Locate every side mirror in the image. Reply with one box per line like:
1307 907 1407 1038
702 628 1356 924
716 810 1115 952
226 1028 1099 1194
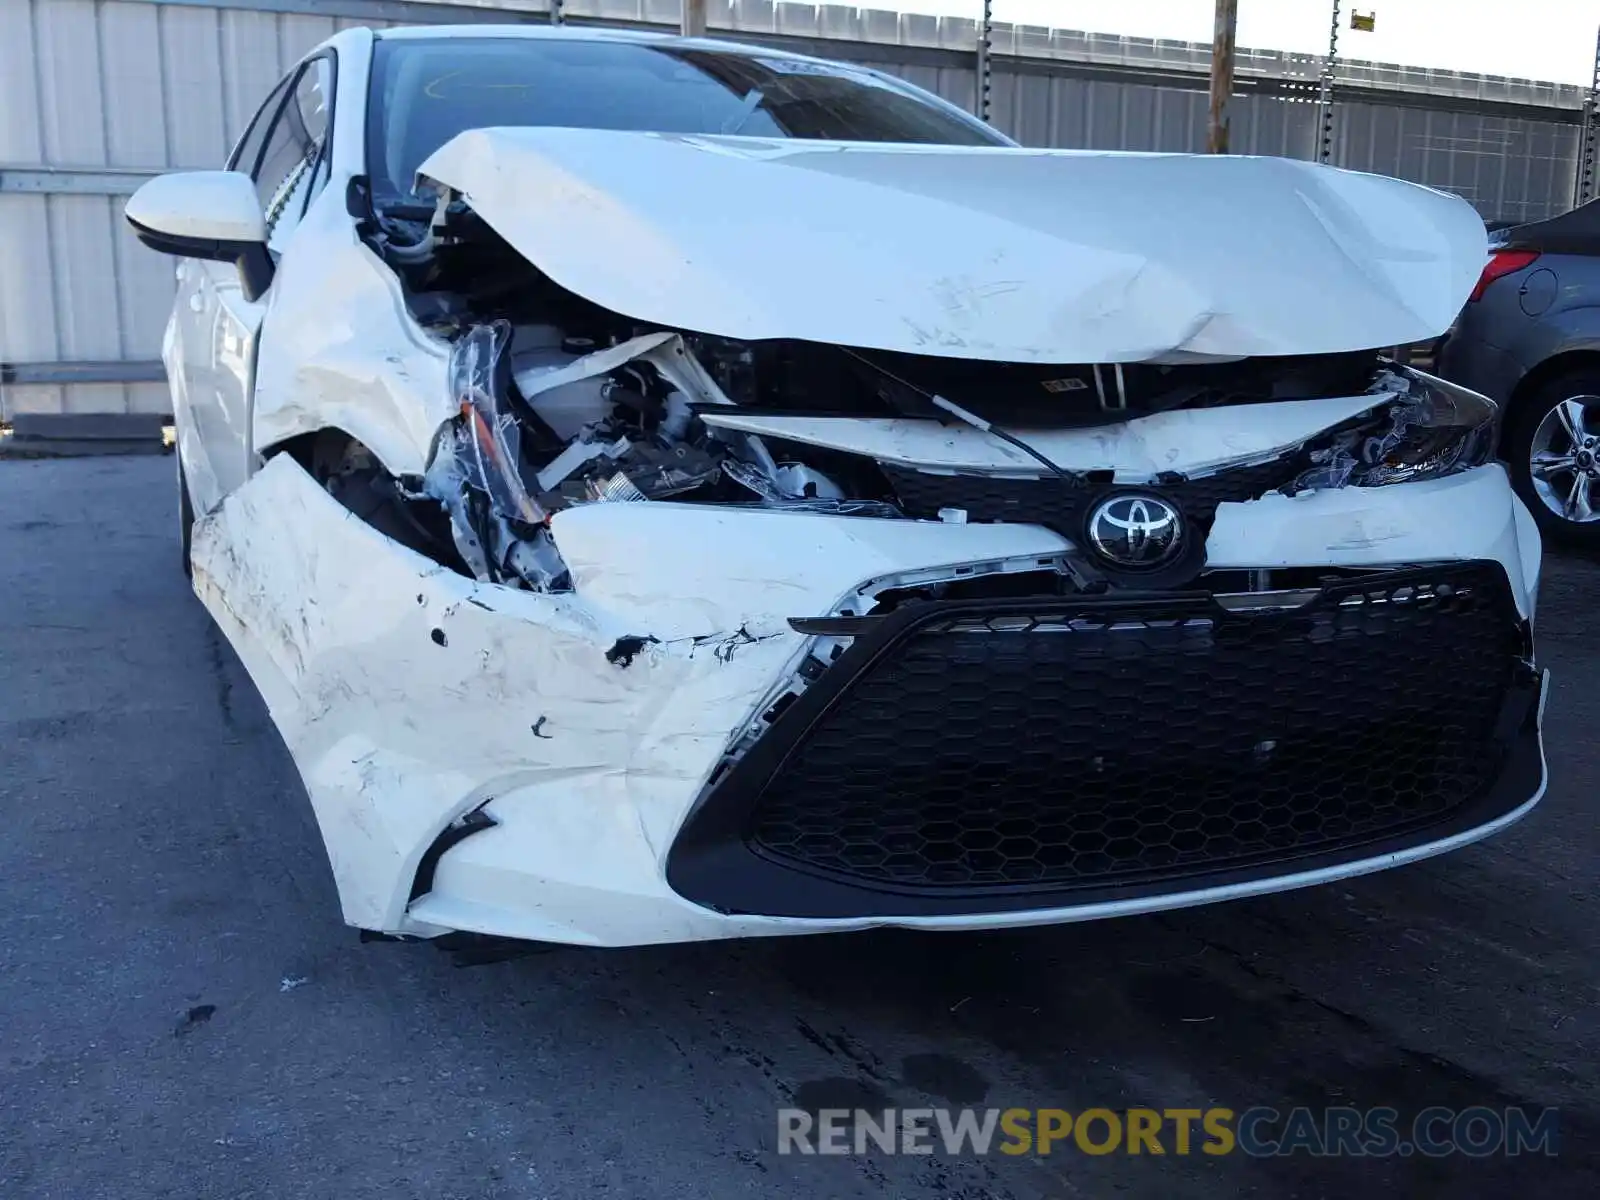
126 171 274 302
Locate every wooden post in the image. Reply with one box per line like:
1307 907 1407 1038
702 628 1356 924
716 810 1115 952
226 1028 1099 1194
1207 0 1238 154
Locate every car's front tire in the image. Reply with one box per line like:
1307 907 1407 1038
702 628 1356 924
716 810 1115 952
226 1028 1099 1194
176 448 195 579
1505 369 1600 548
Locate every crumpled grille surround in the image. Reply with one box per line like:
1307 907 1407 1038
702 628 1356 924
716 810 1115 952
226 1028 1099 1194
880 456 1302 532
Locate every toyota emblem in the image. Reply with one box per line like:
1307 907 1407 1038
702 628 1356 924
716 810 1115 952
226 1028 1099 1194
1086 494 1183 568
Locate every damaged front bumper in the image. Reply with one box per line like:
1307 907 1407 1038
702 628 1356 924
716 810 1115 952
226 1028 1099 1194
194 455 1547 946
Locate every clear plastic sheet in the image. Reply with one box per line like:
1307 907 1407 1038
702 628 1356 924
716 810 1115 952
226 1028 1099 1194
1293 400 1419 492
425 320 547 582
1291 371 1494 492
450 320 545 525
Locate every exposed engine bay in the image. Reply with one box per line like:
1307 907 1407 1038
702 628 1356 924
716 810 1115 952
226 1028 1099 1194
295 192 1488 596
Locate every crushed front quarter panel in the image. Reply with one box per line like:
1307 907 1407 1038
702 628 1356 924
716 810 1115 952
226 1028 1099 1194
190 453 1071 936
250 196 452 478
193 453 1541 946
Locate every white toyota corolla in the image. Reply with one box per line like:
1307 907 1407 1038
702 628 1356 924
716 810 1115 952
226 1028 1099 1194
127 24 1548 949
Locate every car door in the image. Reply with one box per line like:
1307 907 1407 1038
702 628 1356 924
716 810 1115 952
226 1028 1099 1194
183 55 334 512
168 70 292 515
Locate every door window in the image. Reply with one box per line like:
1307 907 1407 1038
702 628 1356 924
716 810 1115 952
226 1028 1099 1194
249 55 337 252
226 71 296 174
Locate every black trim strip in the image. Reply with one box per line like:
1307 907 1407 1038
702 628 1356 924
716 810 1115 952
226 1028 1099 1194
409 808 497 902
787 615 886 636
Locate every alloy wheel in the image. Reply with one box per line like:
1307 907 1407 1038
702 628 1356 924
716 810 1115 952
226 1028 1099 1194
1528 395 1600 525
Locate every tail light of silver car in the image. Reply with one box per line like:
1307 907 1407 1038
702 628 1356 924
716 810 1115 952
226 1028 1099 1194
1467 249 1540 302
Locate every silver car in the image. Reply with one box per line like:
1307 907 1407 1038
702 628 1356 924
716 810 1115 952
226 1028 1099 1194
1439 202 1600 545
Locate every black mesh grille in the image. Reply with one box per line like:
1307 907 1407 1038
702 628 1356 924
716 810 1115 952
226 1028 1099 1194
746 565 1523 893
881 457 1300 531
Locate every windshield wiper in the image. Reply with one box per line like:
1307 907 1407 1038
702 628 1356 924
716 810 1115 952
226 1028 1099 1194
722 88 767 135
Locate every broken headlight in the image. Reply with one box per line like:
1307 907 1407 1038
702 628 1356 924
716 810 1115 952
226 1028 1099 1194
1295 369 1498 491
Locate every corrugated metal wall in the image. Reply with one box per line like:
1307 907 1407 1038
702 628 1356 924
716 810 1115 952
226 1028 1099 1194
1335 100 1581 227
0 0 399 416
0 0 1587 418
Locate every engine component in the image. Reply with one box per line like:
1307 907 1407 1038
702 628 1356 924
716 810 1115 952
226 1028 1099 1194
660 390 694 443
536 434 632 491
573 443 723 505
512 348 615 440
723 458 902 518
773 462 844 500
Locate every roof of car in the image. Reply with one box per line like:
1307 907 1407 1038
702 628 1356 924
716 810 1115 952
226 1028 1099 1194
1501 197 1600 257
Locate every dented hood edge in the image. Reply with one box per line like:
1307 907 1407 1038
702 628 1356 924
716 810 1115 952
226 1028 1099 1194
699 393 1391 479
418 127 1489 364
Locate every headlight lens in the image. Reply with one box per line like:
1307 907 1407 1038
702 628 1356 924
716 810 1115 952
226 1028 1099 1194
1295 368 1498 490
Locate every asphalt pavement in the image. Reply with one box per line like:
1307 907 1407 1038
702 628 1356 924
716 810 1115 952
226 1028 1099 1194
1 454 1595 1199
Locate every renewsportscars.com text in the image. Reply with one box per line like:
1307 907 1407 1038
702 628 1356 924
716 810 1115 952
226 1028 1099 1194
777 1106 1559 1158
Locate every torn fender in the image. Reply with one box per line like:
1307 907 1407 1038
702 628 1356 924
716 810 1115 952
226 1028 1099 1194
251 198 451 477
418 127 1487 364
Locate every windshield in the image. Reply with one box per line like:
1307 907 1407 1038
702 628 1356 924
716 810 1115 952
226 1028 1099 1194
366 35 1009 201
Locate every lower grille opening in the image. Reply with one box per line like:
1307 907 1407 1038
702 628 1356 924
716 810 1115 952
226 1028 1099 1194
667 563 1539 917
753 702 1490 890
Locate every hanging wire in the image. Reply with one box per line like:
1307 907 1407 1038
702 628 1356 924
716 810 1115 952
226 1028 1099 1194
976 0 994 123
1577 27 1600 206
1317 0 1342 164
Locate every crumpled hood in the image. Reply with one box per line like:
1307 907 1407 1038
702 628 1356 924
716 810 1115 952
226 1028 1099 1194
418 128 1486 364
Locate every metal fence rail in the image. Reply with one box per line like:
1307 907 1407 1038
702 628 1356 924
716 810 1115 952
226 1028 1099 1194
0 0 1588 417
